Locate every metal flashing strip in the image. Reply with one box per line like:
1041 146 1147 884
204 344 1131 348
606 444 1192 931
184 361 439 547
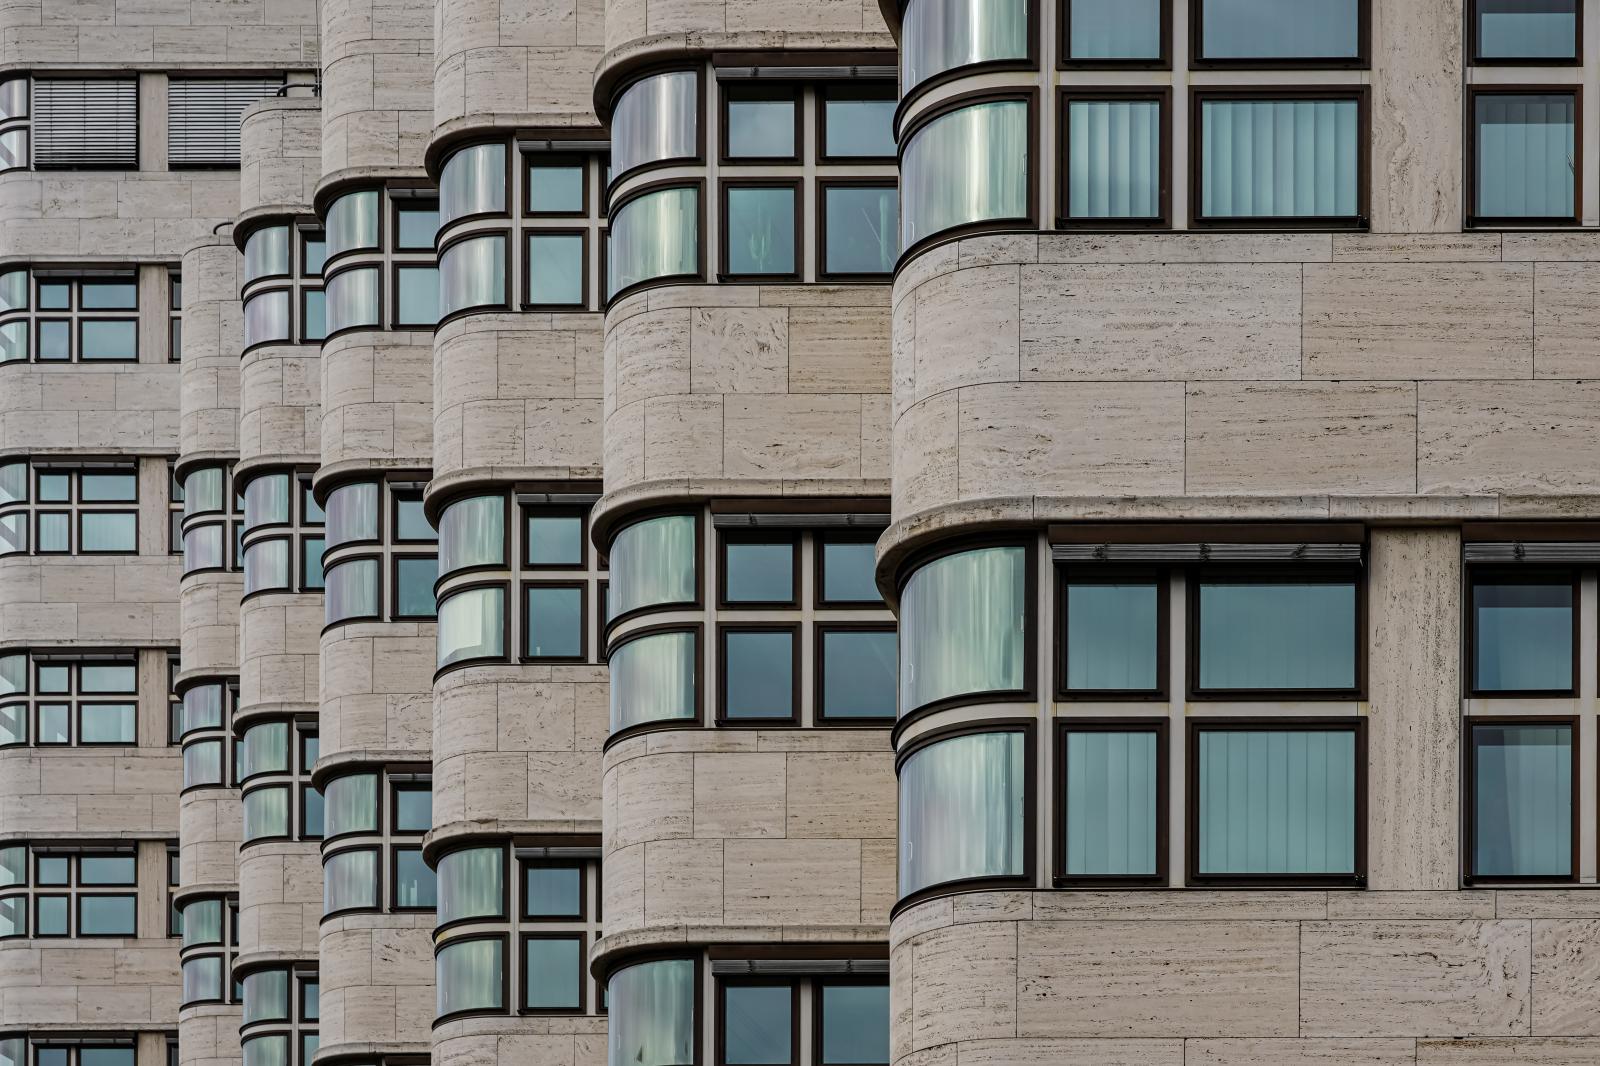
712 512 890 529
1052 542 1364 563
1464 542 1600 564
709 958 889 976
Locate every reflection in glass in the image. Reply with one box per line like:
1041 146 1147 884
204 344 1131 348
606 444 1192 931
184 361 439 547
243 786 290 841
324 558 380 625
437 585 505 667
608 514 695 618
824 186 898 274
724 984 791 1064
1062 729 1157 876
244 226 290 281
323 848 377 913
824 97 896 157
820 984 889 1065
326 190 380 258
436 937 503 1015
438 494 505 574
608 958 695 1066
243 538 290 595
526 585 582 659
726 186 795 275
1475 93 1576 219
1477 0 1577 59
901 0 1030 92
901 100 1029 248
1473 580 1573 692
523 937 582 1010
440 234 505 316
898 730 1025 896
1064 581 1158 690
440 142 506 226
395 556 438 617
437 847 503 924
1067 99 1161 219
527 233 584 305
323 773 378 837
325 266 380 334
726 98 794 158
899 545 1027 712
611 71 698 177
1200 0 1359 59
610 630 696 733
1472 721 1572 878
325 481 378 546
609 186 698 297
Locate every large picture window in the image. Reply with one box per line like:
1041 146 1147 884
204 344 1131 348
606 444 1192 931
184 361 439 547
1190 571 1360 697
1193 0 1365 64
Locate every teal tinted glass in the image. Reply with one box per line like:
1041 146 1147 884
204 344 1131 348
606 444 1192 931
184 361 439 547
302 290 326 340
528 162 584 212
1200 0 1359 58
38 282 69 309
1472 722 1573 878
524 864 581 916
823 186 898 275
81 320 138 360
1476 0 1577 59
1475 93 1576 219
726 187 795 275
1062 729 1158 876
81 472 136 501
38 320 70 359
1067 0 1162 58
527 515 583 565
1064 581 1159 691
724 984 792 1064
396 204 439 249
823 97 896 157
1067 99 1161 219
37 895 68 933
80 513 137 552
395 497 433 540
1473 580 1573 692
525 585 582 658
820 629 896 719
527 234 584 305
820 984 889 1065
1200 98 1360 219
723 630 794 719
726 99 795 158
80 894 136 934
80 855 135 883
396 266 440 325
395 787 432 832
395 556 439 617
523 937 582 1010
80 281 136 309
1196 580 1356 691
820 540 880 602
394 848 435 907
724 541 792 603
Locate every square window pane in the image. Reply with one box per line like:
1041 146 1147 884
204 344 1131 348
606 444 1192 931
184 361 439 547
395 557 439 618
80 704 136 744
81 473 136 501
38 513 70 551
36 1050 67 1066
1473 580 1573 692
523 937 582 1010
1062 729 1158 876
36 856 68 884
1197 581 1355 691
824 98 896 157
724 541 792 603
1196 729 1357 876
1475 93 1576 219
81 1052 132 1066
821 540 881 603
1200 98 1360 220
37 664 69 692
81 320 138 360
395 787 432 832
395 497 433 540
525 585 582 659
303 237 327 275
529 163 585 213
80 895 136 935
820 984 889 1065
726 99 795 158
1477 0 1576 59
1472 722 1573 878
1064 581 1159 691
1067 0 1163 59
81 513 137 552
80 855 135 884
38 472 69 502
396 266 441 326
723 630 794 719
38 320 70 360
527 233 585 305
823 186 898 275
1067 99 1162 219
394 848 435 907
527 515 583 565
36 895 68 934
38 703 69 744
820 629 896 719
724 984 792 1065
38 282 69 309
396 205 439 249
80 281 137 309
1200 0 1359 59
726 187 796 275
524 864 582 916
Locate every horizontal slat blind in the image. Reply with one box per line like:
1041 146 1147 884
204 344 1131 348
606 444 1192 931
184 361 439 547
32 79 138 169
168 78 284 168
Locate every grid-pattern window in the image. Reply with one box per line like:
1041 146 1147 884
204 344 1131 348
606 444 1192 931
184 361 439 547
321 768 435 916
179 895 240 1006
31 78 138 169
241 224 329 347
312 187 439 339
179 680 237 791
239 966 319 1066
241 469 326 596
169 271 182 361
180 464 244 574
321 478 437 628
0 651 140 747
714 969 889 1066
0 460 139 556
0 1039 138 1066
167 78 284 168
0 77 27 174
0 269 139 363
0 844 139 938
239 723 321 845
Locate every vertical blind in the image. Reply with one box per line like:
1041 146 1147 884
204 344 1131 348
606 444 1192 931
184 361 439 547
1067 99 1161 220
1473 722 1572 877
1062 730 1158 876
168 78 284 167
1197 728 1357 875
1475 93 1575 219
1199 98 1359 219
32 78 138 169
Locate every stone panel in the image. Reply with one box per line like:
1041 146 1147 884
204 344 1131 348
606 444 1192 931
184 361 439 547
1418 381 1600 495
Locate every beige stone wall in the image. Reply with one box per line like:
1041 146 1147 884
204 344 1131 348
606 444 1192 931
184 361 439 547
319 624 433 760
180 577 241 680
0 0 316 65
600 728 894 947
239 594 320 713
240 97 322 218
321 331 434 471
432 0 602 128
432 1020 606 1066
0 556 182 645
598 3 889 63
0 169 244 260
241 344 321 464
0 360 179 453
179 1007 243 1066
236 842 320 957
317 915 433 1053
180 238 243 460
320 0 432 175
0 934 180 1028
178 788 241 888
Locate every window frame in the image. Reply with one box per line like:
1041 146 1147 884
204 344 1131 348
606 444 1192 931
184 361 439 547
719 81 803 166
1462 714 1580 886
521 505 589 571
1059 0 1173 69
604 177 708 308
390 197 440 253
717 529 800 609
1466 567 1580 698
434 931 511 1023
320 261 383 341
520 579 589 664
714 975 801 1066
604 622 706 748
718 177 804 283
810 975 892 1066
1055 565 1169 701
521 860 587 921
898 0 1042 112
1053 718 1169 887
1057 87 1172 230
517 930 588 1016
1469 0 1582 66
523 151 591 218
436 227 512 327
813 531 884 609
1184 716 1368 888
322 843 382 919
607 65 708 192
1189 0 1372 69
434 579 512 676
389 551 440 622
522 227 590 311
816 178 900 282
715 622 802 727
813 621 898 727
816 82 898 165
1465 84 1583 228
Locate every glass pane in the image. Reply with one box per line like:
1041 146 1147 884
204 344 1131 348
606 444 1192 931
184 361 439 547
183 524 225 571
525 865 581 916
38 282 69 309
1472 722 1573 878
0 320 26 362
821 629 896 719
726 98 794 158
1197 729 1357 875
0 463 23 504
238 721 288 779
326 190 380 258
395 848 436 907
302 786 324 837
608 186 698 296
244 474 291 530
325 266 380 333
302 289 326 340
396 204 439 248
0 513 23 555
439 142 506 226
1068 0 1162 58
38 513 70 552
526 585 582 658
80 703 136 744
724 541 792 603
324 773 378 837
437 585 505 667
81 472 136 501
901 0 1030 91
724 984 791 1064
183 956 222 1002
1064 581 1159 690
0 704 22 745
0 129 24 173
241 1037 286 1066
900 546 1027 712
79 1053 132 1066
0 895 21 937
1202 0 1359 58
39 704 68 744
183 740 223 787
81 513 137 552
611 71 698 176
821 984 890 1065
436 937 504 1016
0 654 19 694
726 186 795 276
1476 93 1576 219
37 895 68 934
528 514 583 565
393 556 437 620
302 537 325 590
821 541 880 602
1477 0 1576 58
397 266 441 325
80 855 135 884
902 100 1029 248
723 631 793 719
244 291 290 347
439 495 505 574
0 846 21 886
1200 98 1361 219
81 663 135 691
394 496 432 540
38 665 68 692
1062 730 1157 876
608 958 695 1066
325 558 380 624
609 514 695 617
0 270 23 313
184 466 223 515
1067 99 1161 219
242 786 290 841
243 539 291 595
610 630 697 733
182 684 223 733
39 858 67 883
244 226 290 281
440 234 505 316
898 731 1025 896
80 280 136 309
395 787 432 832
80 894 136 934
529 162 584 213
527 233 585 305
182 898 222 946
524 937 582 1010
79 319 137 360
302 980 320 1020
437 846 503 924
303 237 327 275
824 98 895 157
1474 580 1573 692
323 849 377 912
325 481 378 545
1197 581 1356 691
824 186 898 275
243 969 289 1023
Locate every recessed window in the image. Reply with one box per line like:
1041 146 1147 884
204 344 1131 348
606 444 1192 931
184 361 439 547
1473 0 1577 61
1470 574 1575 694
526 513 584 566
524 863 582 917
394 265 441 327
437 846 505 925
722 982 794 1065
822 90 896 159
1195 93 1363 224
438 494 506 575
898 728 1027 898
819 983 890 1065
1063 94 1164 225
720 627 797 722
1471 90 1577 225
1467 719 1575 881
724 88 797 160
1192 574 1358 695
526 233 584 306
524 584 583 660
609 958 696 1065
722 537 795 605
1195 0 1362 62
528 160 585 213
607 513 696 619
394 202 439 250
821 185 898 276
818 627 896 721
1058 723 1164 883
1064 0 1164 62
1060 573 1162 695
818 538 881 605
522 935 583 1011
394 556 439 619
724 184 798 278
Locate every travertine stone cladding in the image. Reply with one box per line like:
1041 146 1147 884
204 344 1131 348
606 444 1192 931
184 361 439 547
241 344 322 464
600 728 895 945
181 239 244 458
433 311 602 481
0 0 317 64
889 232 1600 523
431 1016 606 1066
317 914 434 1052
178 787 241 887
0 555 181 644
0 362 179 452
599 2 889 57
0 170 245 259
432 0 602 127
237 843 321 956
320 0 433 173
239 594 321 712
889 892 1600 1065
319 623 433 759
432 663 605 829
320 331 434 469
179 1008 243 1066
180 576 242 678
602 284 890 501
240 97 323 217
0 929 180 1028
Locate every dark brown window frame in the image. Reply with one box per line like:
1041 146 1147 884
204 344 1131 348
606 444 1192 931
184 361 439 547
810 975 892 1066
714 976 802 1066
432 931 511 1025
601 508 704 640
1059 0 1173 70
719 80 803 166
717 529 800 609
439 137 515 231
433 841 511 935
433 579 512 680
1463 714 1580 886
1053 717 1169 887
606 64 708 195
814 621 897 726
390 262 442 332
320 261 383 342
435 227 511 329
390 197 441 252
434 489 511 582
603 622 706 750
521 504 589 571
814 530 885 609
524 151 591 218
1057 87 1172 231
390 551 440 621
319 186 385 275
522 227 590 311
1466 567 1580 698
1469 0 1582 65
518 930 588 1015
816 178 899 282
716 622 802 727
1055 564 1169 701
520 579 588 664
604 177 708 309
1190 0 1371 69
521 858 587 921
896 0 1041 119
817 81 898 165
1465 84 1583 228
321 844 382 919
718 177 804 284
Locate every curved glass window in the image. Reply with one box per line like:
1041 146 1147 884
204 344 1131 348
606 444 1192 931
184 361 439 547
242 1036 288 1066
439 142 506 226
243 969 289 1023
183 525 226 572
436 846 503 925
436 937 503 1017
323 773 378 838
237 721 288 780
243 290 290 348
608 514 695 619
608 186 698 297
0 846 22 885
182 956 224 1004
608 958 695 1066
0 130 23 173
439 234 506 317
325 558 380 625
0 78 25 121
0 271 25 313
902 100 1029 249
902 0 1030 94
609 630 696 734
898 730 1026 897
325 481 378 546
900 545 1027 712
183 739 223 788
184 467 225 517
182 684 224 734
0 321 24 363
243 785 290 841
326 190 380 259
325 266 380 334
437 585 505 668
243 474 291 531
611 71 698 178
438 495 505 575
324 848 378 913
243 538 291 595
244 226 290 282
181 898 222 947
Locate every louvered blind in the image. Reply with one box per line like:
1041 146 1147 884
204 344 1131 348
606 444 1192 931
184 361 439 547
167 78 284 168
31 78 138 169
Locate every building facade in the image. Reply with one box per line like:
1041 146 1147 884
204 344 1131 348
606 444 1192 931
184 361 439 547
2 0 1600 1064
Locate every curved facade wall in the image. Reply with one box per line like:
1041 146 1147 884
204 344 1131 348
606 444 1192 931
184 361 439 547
320 0 433 174
433 0 602 129
241 98 323 221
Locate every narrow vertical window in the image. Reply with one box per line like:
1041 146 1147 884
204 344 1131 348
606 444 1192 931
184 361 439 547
1062 93 1165 225
1471 90 1578 224
1467 719 1575 882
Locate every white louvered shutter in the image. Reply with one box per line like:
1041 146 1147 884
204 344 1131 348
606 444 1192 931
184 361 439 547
167 78 284 168
31 78 138 169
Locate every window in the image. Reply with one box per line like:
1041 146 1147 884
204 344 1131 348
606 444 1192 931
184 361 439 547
181 464 244 574
0 461 139 556
8 1045 137 1066
899 544 1030 715
1466 718 1576 882
817 626 897 722
720 534 797 606
326 190 380 260
394 200 439 250
436 935 505 1018
610 70 699 180
0 270 138 363
719 981 795 1064
900 0 1031 95
522 150 608 310
897 728 1029 900
238 964 318 1066
820 184 898 277
1470 89 1578 225
722 85 799 162
1061 91 1167 226
168 271 181 360
322 479 437 627
714 974 889 1066
244 290 291 348
240 722 319 845
1473 0 1578 62
245 226 291 283
167 78 284 167
0 846 138 938
820 87 896 161
1056 721 1166 884
1063 0 1166 64
1058 570 1164 697
528 158 586 214
440 142 507 226
901 98 1031 250
31 78 138 169
608 513 697 621
1470 571 1576 695
609 629 698 734
0 77 27 175
0 652 138 747
1191 572 1359 696
323 848 378 914
241 470 324 596
1188 720 1364 886
722 183 799 279
608 957 696 1065
719 626 798 723
324 265 380 335
1194 0 1364 64
439 233 506 317
525 232 586 307
607 185 699 299
1193 91 1365 226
